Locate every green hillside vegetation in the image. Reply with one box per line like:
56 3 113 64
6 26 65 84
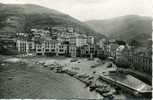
0 3 105 40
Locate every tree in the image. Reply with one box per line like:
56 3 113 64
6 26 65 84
115 40 126 45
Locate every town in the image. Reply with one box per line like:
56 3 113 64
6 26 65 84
16 26 95 58
0 1 152 99
2 25 151 75
0 25 152 99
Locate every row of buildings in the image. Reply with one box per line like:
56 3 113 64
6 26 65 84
16 26 96 58
0 26 151 75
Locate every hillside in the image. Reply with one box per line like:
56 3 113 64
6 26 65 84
85 15 152 46
0 3 105 40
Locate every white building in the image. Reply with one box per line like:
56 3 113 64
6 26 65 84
16 33 34 54
31 29 50 39
98 38 107 49
56 42 67 56
16 40 28 54
69 45 77 57
67 26 74 33
116 45 125 58
76 35 87 47
36 42 45 55
87 36 94 44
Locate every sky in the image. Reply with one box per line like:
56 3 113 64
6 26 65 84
0 0 152 21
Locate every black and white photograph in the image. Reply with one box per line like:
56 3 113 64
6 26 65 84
0 0 152 99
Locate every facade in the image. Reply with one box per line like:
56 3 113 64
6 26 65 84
96 47 104 58
36 43 45 55
76 35 87 47
35 40 68 56
67 26 74 33
16 26 96 58
98 38 107 49
80 45 89 57
69 45 77 57
87 36 94 44
108 43 119 57
31 29 50 38
56 43 67 56
16 40 29 54
16 33 30 54
69 36 76 45
52 26 67 33
16 39 35 54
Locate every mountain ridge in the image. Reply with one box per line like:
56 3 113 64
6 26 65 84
85 15 152 45
0 3 105 40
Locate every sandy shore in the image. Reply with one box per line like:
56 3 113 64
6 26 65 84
0 56 147 99
0 56 102 99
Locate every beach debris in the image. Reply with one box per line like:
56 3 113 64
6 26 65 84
1 63 5 66
106 63 113 68
70 58 78 62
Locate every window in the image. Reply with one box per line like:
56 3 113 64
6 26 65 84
37 49 41 51
45 49 49 52
45 42 49 48
59 49 64 52
38 45 41 48
51 49 55 52
86 51 88 54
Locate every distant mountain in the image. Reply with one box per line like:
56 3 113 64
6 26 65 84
0 3 105 40
85 15 152 46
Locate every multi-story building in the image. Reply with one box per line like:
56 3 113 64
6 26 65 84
16 33 30 54
27 41 35 53
97 38 107 49
96 47 104 58
31 29 50 36
49 40 57 55
76 35 87 47
80 45 89 57
69 36 76 45
56 42 67 56
16 40 28 54
87 36 94 44
36 43 45 55
67 26 74 33
35 39 58 56
35 39 68 56
69 45 77 57
16 26 96 58
52 26 67 33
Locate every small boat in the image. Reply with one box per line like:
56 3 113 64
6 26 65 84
95 87 110 95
